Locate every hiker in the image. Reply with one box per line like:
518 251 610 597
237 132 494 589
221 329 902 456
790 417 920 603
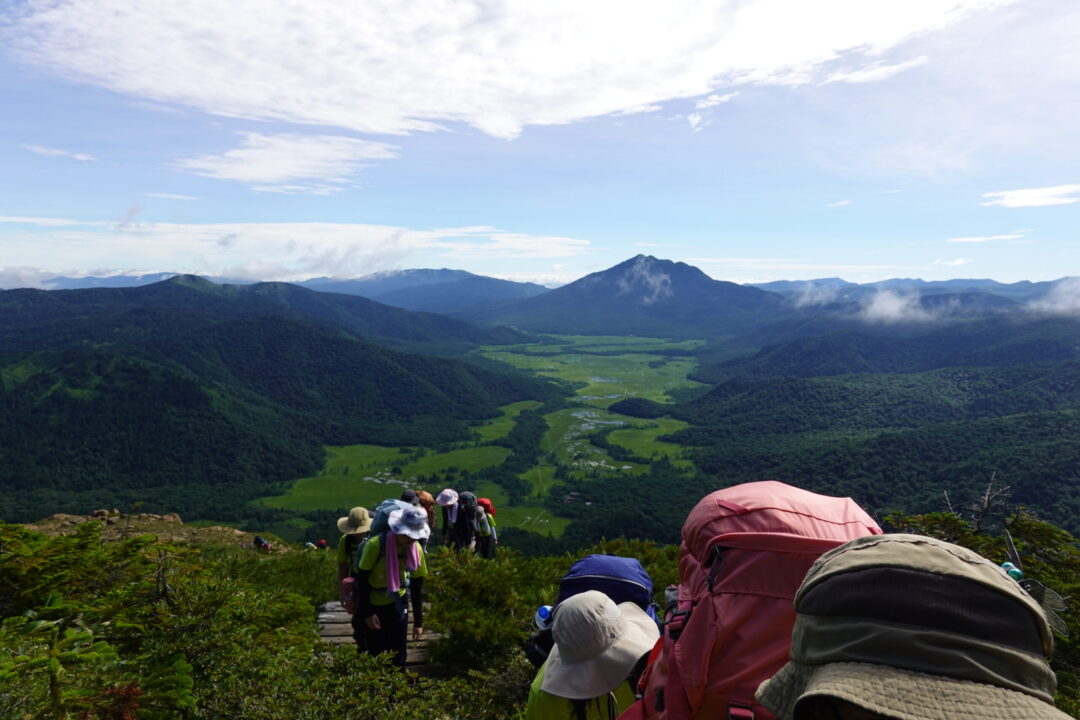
416 490 437 550
355 504 431 666
526 554 661 669
476 497 498 559
457 491 484 551
336 507 373 580
525 590 659 720
337 506 373 650
401 489 421 506
316 538 329 550
437 488 476 550
755 533 1072 720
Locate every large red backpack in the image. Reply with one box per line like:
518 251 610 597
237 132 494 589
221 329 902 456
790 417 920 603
620 481 882 720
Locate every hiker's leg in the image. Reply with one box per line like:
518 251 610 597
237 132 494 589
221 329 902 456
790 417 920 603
388 593 409 666
364 604 396 658
350 612 366 652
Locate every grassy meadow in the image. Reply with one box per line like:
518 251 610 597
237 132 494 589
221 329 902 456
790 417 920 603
259 335 703 540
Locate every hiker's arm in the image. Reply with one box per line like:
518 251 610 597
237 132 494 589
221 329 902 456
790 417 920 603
355 568 379 629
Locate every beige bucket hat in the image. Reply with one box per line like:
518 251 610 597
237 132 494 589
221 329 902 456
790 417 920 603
755 533 1071 720
336 506 372 535
541 590 660 700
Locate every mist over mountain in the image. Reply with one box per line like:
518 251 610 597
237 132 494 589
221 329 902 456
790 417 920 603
750 276 1075 306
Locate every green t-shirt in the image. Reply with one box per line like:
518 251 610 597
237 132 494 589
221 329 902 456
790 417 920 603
337 532 369 571
524 659 636 720
356 534 428 606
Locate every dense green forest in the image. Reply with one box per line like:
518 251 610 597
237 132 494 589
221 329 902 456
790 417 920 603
2 506 1077 719
0 313 565 523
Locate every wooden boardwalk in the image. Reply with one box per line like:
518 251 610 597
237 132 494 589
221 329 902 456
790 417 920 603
316 600 440 671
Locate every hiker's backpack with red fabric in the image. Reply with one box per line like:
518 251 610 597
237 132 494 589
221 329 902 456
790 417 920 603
619 481 882 720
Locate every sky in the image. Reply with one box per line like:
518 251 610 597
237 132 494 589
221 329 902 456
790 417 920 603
1 0 1078 288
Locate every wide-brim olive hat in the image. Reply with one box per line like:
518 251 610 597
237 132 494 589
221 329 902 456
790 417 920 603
756 534 1071 720
336 506 372 535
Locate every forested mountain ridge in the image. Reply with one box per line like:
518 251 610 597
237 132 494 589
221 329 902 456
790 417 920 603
300 268 548 314
0 274 527 355
697 315 1080 383
0 282 567 523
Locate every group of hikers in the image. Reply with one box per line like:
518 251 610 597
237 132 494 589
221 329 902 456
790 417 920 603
521 481 1072 720
335 487 498 666
334 480 1072 720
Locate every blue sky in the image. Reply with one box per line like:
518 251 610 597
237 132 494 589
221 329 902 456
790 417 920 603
1 0 1078 288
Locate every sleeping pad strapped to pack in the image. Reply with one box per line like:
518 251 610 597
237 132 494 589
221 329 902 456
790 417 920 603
619 480 882 720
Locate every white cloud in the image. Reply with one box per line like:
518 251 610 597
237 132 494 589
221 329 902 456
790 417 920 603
858 290 935 323
695 92 738 109
825 55 930 83
945 234 1022 243
173 132 397 193
5 1 1010 140
687 113 706 131
932 257 972 266
980 184 1080 208
0 215 96 227
22 143 95 161
143 192 199 200
0 267 59 289
794 282 842 307
827 200 852 207
1028 277 1080 315
0 216 590 281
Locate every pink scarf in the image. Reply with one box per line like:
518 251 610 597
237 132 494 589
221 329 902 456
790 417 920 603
384 530 421 594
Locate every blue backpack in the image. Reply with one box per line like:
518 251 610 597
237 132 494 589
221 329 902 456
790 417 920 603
526 554 661 666
556 554 661 624
370 498 410 536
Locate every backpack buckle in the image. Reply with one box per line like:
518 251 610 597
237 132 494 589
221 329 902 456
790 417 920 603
728 703 754 720
666 608 690 640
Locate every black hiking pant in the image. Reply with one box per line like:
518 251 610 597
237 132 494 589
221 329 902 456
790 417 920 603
476 534 493 559
350 611 366 652
364 593 408 666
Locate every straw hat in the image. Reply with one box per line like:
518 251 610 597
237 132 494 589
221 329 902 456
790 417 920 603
541 590 659 700
336 506 372 535
755 534 1071 720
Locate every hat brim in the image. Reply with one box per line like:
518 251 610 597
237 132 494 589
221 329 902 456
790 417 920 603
756 661 1072 720
388 516 431 540
337 516 372 535
435 490 458 507
541 601 659 700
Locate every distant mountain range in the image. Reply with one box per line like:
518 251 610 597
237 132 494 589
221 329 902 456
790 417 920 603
37 269 549 316
749 277 1067 303
26 262 1077 341
0 274 525 356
